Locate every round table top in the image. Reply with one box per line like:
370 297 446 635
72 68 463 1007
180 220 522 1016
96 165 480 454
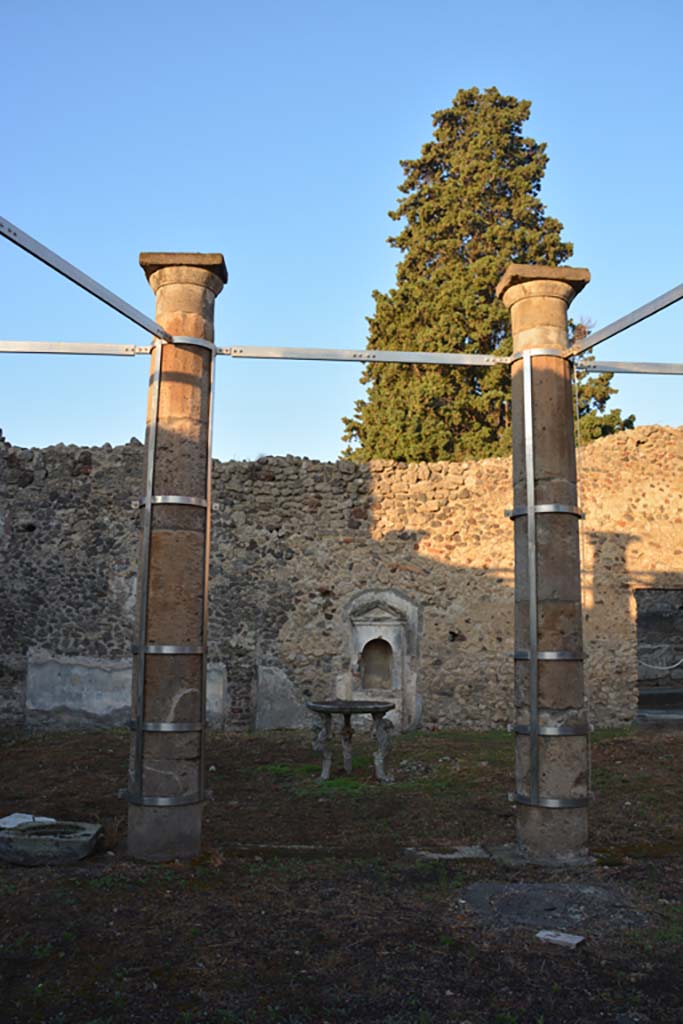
306 699 396 715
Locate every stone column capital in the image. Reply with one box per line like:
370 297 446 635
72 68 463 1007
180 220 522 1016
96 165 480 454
496 264 590 310
496 264 590 353
139 252 228 342
139 252 228 297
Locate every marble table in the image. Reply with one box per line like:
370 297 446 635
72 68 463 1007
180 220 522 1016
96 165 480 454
306 699 395 783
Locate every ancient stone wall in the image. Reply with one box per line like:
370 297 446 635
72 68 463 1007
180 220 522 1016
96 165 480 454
0 425 681 730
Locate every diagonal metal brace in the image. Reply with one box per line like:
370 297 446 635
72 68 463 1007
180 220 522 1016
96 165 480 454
0 216 172 342
568 282 683 357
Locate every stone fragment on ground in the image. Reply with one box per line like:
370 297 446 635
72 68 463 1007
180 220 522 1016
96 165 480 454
0 813 57 829
536 929 585 948
405 845 490 861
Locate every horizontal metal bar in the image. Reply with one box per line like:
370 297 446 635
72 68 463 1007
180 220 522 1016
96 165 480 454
125 791 203 807
0 216 172 341
575 359 683 376
505 504 584 520
509 348 568 363
129 720 203 733
132 644 204 656
138 496 208 508
515 724 589 736
0 340 142 357
568 282 683 357
511 792 589 809
222 345 508 367
515 651 583 662
3 342 681 377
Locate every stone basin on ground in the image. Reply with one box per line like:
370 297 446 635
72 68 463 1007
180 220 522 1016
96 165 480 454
0 820 102 866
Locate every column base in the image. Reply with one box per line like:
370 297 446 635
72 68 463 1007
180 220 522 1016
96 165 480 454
515 805 589 865
127 803 203 862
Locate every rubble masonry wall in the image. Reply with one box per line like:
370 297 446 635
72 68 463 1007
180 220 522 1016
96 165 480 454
0 426 680 730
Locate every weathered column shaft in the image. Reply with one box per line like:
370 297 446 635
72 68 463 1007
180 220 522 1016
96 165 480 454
127 252 227 862
496 264 591 862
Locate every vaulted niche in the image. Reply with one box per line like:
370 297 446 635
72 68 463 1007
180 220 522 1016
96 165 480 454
341 589 421 730
360 638 393 690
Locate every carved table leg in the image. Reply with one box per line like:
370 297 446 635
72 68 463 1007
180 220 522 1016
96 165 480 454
341 713 354 775
311 713 333 781
372 712 394 783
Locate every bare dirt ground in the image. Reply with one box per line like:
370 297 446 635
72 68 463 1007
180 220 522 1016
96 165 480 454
1 725 683 1024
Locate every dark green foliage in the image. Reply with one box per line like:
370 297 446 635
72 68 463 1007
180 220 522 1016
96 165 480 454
342 86 634 461
575 371 636 443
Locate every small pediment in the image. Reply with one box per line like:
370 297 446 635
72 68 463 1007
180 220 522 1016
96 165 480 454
352 601 406 625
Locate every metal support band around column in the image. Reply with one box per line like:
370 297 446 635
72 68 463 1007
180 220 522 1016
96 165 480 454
172 335 216 352
511 793 589 809
505 504 584 520
514 650 583 661
132 644 204 656
137 495 208 508
509 348 569 364
129 720 203 733
126 792 203 808
514 724 589 736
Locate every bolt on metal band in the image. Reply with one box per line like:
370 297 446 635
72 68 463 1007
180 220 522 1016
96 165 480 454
505 504 584 520
511 792 589 809
515 650 583 662
125 791 204 808
129 720 203 733
132 644 204 656
514 724 589 737
137 495 208 508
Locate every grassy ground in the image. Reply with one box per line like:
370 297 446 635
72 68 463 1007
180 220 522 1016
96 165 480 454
1 725 683 1023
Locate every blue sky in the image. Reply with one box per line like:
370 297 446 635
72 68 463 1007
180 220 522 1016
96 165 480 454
2 0 682 462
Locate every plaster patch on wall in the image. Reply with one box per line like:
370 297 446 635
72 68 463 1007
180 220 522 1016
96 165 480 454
25 652 227 728
254 665 309 730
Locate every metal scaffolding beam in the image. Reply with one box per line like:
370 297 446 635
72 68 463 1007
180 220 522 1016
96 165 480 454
221 345 507 366
0 340 149 357
0 216 172 342
575 359 683 376
568 282 683 357
2 341 682 379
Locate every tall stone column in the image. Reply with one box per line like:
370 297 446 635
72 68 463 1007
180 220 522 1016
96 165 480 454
496 264 591 862
127 252 227 862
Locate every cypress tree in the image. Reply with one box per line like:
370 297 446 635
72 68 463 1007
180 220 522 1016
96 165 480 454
342 86 633 461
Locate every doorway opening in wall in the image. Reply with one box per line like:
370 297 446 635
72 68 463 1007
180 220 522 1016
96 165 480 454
360 638 393 690
636 587 683 724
